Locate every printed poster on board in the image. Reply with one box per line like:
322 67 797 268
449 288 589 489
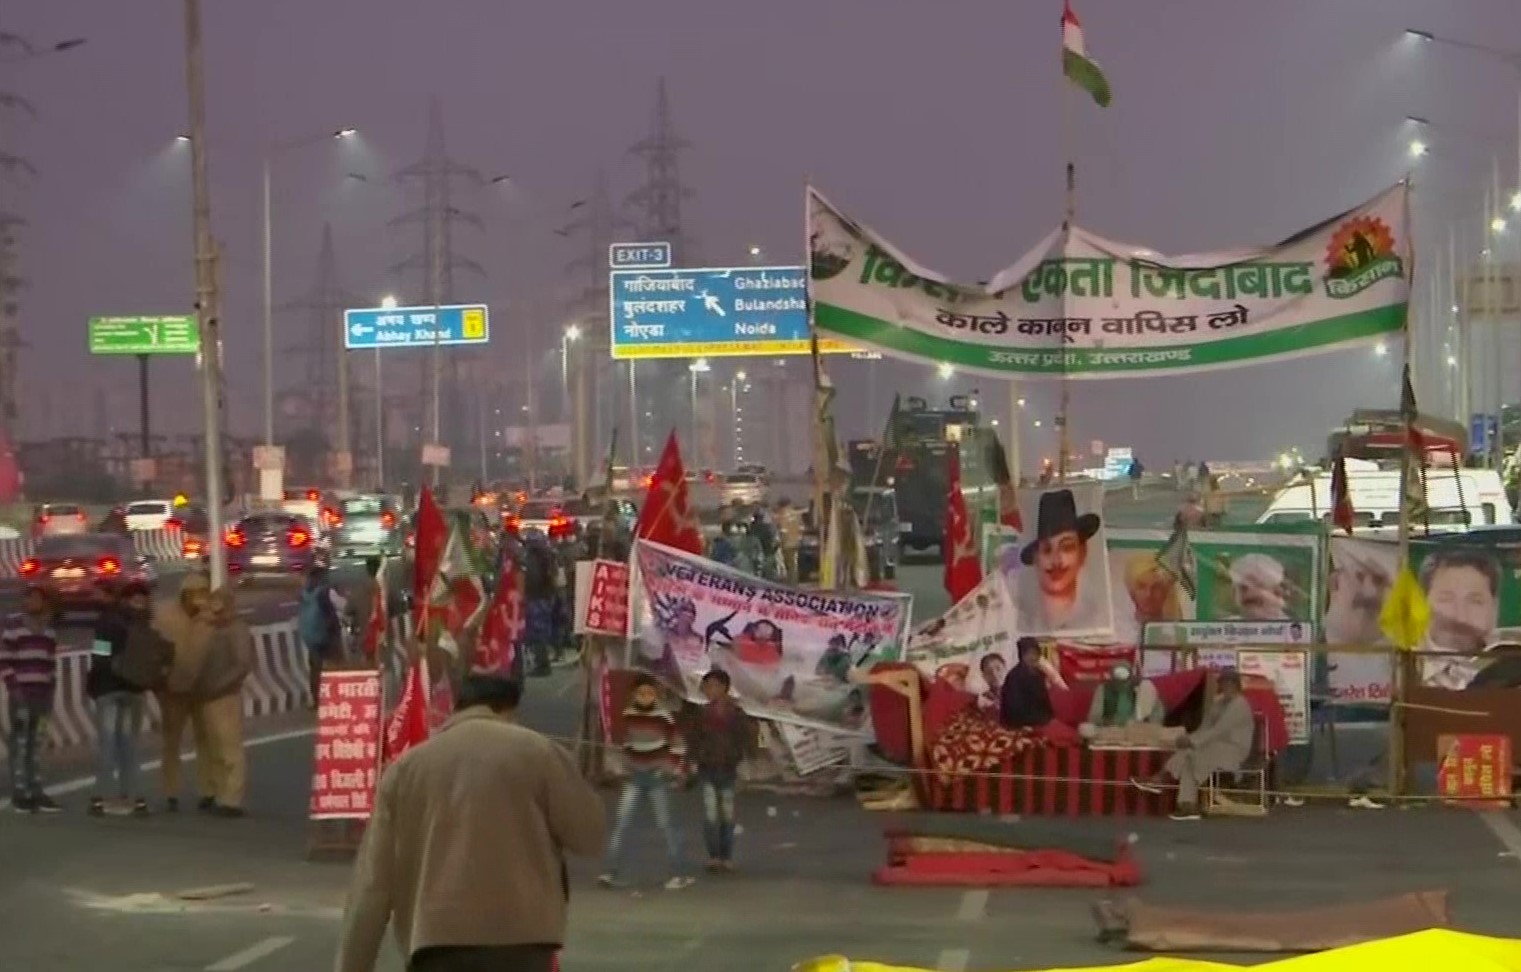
808 183 1408 379
310 670 383 821
991 482 1114 640
1326 536 1521 699
904 572 1018 716
632 540 912 733
1104 525 1322 655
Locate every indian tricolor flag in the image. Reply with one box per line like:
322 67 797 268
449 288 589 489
1062 1 1111 107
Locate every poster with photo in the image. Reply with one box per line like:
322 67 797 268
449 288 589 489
1326 536 1521 698
904 572 1018 717
1001 482 1114 639
1103 525 1322 646
632 540 912 733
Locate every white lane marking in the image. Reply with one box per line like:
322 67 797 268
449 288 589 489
936 948 970 971
954 889 988 922
205 936 295 970
51 727 315 796
1479 812 1521 861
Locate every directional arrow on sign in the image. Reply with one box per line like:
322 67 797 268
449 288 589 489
350 323 372 337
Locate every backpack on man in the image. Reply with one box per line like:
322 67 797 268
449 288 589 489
298 584 337 652
111 621 175 691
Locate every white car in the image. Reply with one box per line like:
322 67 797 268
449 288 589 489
122 499 176 532
721 473 766 507
33 502 90 538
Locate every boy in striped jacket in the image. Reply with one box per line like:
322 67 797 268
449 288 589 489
598 674 694 890
0 585 63 813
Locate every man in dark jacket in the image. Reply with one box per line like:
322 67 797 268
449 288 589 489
1000 636 1055 729
87 581 156 817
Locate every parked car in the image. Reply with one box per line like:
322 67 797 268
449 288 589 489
32 502 89 539
329 494 404 560
225 511 325 580
19 533 155 606
722 473 767 506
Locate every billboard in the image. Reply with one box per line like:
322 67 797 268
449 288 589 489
608 265 854 359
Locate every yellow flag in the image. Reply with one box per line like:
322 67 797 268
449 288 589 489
1379 563 1431 650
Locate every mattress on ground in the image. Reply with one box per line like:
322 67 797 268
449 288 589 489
1256 929 1521 971
1104 890 1451 953
886 813 1131 862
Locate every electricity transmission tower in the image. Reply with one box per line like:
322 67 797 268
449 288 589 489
0 46 38 444
390 97 485 480
279 224 360 484
622 77 696 466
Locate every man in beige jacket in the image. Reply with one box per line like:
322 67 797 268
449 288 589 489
193 588 254 817
336 674 606 972
153 571 215 812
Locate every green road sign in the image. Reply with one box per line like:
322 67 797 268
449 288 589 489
88 315 200 355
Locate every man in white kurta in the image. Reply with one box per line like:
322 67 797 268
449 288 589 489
1131 669 1255 820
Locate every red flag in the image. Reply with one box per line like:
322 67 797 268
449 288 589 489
943 446 982 602
412 489 449 630
986 434 1024 533
383 657 430 765
474 559 524 676
1329 449 1355 536
360 564 389 661
635 432 704 555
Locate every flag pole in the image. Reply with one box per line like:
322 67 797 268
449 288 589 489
1055 1 1077 483
805 181 837 586
1390 175 1417 798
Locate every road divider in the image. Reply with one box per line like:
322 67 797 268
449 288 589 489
1 615 412 753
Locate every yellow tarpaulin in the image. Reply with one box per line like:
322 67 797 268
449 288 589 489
1257 929 1521 971
790 958 1240 972
1378 563 1430 649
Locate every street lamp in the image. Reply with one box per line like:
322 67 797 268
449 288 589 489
1409 139 1429 159
937 362 954 380
261 126 358 448
689 358 710 464
732 370 748 467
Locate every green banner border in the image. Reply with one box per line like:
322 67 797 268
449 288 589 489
814 301 1405 375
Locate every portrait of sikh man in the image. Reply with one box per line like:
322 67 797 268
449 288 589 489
1018 488 1106 633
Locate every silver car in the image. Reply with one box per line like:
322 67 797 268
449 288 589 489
32 502 90 539
721 473 766 506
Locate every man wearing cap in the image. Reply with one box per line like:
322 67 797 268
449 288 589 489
1016 488 1107 634
1226 553 1290 621
1131 669 1255 821
1079 662 1163 740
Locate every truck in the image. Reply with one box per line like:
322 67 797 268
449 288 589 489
847 395 993 553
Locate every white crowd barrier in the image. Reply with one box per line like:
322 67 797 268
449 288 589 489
0 537 29 577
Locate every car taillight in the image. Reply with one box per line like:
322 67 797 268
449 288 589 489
642 475 654 489
287 528 310 548
164 517 183 531
895 456 915 472
380 510 396 529
96 557 121 576
18 558 38 575
405 532 415 548
77 512 86 523
37 514 49 524
306 489 320 501
183 536 204 556
549 515 569 536
224 528 245 548
504 515 521 534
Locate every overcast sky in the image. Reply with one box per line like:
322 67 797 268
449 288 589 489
5 0 1518 466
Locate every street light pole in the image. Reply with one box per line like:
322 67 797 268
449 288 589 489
182 0 225 586
261 157 273 445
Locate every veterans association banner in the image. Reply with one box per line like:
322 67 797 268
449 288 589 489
1326 536 1521 699
808 183 1409 379
632 540 911 732
1104 525 1322 670
904 572 1018 714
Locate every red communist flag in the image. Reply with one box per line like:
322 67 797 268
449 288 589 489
944 445 982 603
411 488 449 631
635 432 704 555
1330 447 1355 536
987 434 1024 534
474 558 524 676
383 657 430 765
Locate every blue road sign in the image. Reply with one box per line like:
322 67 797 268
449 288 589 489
343 303 490 350
608 265 852 359
1470 412 1498 454
608 242 672 270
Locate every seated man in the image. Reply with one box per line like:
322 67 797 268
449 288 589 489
1079 663 1163 739
1000 637 1056 729
1130 668 1255 821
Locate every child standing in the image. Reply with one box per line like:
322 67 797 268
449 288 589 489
599 674 694 890
687 669 753 871
0 585 62 812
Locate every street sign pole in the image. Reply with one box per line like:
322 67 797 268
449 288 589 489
137 354 150 458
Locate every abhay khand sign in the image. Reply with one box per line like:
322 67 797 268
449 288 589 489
807 184 1410 379
609 265 854 359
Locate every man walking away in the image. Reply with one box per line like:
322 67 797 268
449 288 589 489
155 571 216 812
0 585 63 812
687 669 754 871
87 581 162 817
1128 457 1145 499
194 588 254 817
776 499 802 583
300 564 347 706
599 674 694 890
335 674 605 972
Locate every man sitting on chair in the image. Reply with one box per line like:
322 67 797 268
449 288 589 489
1130 668 1254 821
1079 663 1163 740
